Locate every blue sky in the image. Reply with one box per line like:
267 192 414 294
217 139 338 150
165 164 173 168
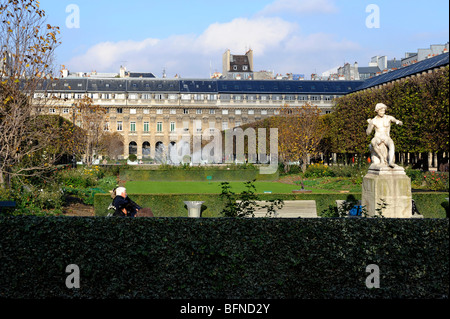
40 0 449 79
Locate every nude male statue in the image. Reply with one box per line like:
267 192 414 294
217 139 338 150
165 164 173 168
366 103 403 168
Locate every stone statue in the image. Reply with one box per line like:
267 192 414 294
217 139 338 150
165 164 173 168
366 103 403 168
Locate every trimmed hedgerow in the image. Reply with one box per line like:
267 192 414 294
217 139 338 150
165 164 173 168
0 216 447 299
120 168 279 182
94 192 449 218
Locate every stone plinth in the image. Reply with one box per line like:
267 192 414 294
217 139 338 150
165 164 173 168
362 165 412 218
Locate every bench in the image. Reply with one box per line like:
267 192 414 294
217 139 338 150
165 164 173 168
0 201 16 214
239 200 318 218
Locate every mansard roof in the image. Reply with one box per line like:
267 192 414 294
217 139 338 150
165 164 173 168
353 52 449 92
41 78 364 95
37 53 448 96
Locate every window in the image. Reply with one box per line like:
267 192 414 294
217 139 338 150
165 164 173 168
130 109 136 114
285 95 295 101
195 120 202 133
117 108 123 114
248 110 254 115
261 110 267 115
156 109 163 114
170 122 176 132
143 122 149 132
222 109 228 115
102 93 110 99
157 122 163 132
196 109 202 114
49 108 56 114
104 122 110 131
117 121 123 131
143 108 150 114
63 108 69 114
209 109 215 114
142 94 151 100
222 121 228 130
130 122 136 132
235 109 241 115
243 65 248 71
170 109 176 114
183 109 189 114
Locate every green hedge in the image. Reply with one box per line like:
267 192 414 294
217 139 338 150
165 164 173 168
0 216 447 298
120 168 279 182
94 192 449 218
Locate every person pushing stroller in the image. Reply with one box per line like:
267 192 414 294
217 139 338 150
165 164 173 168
110 187 142 217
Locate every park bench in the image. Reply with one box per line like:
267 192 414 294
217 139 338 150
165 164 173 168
0 201 16 214
241 200 318 218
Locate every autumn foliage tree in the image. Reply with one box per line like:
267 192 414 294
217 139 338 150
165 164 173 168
273 103 326 173
1 0 61 188
327 66 449 169
238 102 326 173
72 96 108 166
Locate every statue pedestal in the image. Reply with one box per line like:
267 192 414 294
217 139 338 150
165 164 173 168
362 164 412 218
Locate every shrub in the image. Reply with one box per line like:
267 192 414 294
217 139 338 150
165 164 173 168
0 216 447 298
304 163 335 178
423 171 449 192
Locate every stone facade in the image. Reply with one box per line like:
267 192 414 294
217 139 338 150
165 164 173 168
37 78 362 159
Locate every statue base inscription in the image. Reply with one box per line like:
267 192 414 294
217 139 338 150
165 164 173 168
362 165 412 218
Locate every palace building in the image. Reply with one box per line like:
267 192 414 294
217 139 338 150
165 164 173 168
33 51 448 161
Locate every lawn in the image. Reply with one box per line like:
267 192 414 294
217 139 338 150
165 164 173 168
125 180 353 194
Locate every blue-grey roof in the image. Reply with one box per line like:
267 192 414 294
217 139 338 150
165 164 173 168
38 53 448 95
354 52 449 92
42 78 364 95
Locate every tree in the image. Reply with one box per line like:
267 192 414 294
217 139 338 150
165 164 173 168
273 103 326 173
72 96 108 166
0 0 60 188
329 66 449 169
99 131 124 161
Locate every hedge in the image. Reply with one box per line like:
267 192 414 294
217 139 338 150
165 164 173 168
94 192 449 218
0 216 447 298
119 168 279 182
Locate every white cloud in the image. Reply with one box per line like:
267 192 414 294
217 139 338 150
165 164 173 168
258 0 338 16
63 7 362 78
195 17 297 55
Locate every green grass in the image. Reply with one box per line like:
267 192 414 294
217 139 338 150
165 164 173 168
124 181 335 194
